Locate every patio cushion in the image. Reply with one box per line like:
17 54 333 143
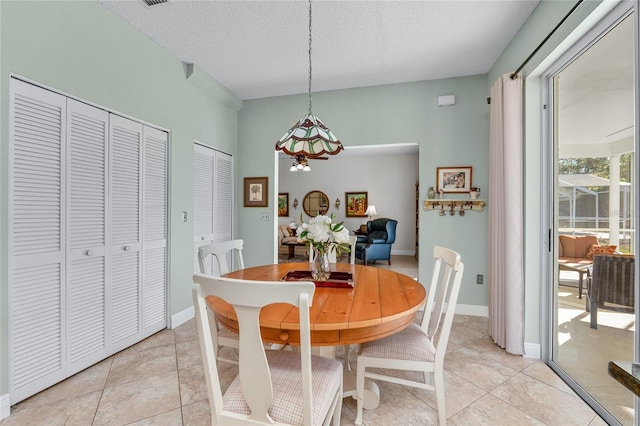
585 244 616 260
559 235 599 259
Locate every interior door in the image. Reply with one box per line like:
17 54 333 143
109 114 143 352
65 99 110 374
9 79 67 402
194 143 216 274
193 144 234 275
141 126 168 334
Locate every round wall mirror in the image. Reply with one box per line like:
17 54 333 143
303 190 330 217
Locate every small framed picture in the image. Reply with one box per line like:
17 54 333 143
345 191 368 217
278 193 289 217
244 177 268 207
436 166 472 193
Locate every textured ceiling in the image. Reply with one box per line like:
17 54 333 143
98 0 540 101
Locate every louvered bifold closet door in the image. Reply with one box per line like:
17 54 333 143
141 126 168 335
214 151 234 271
9 80 67 403
110 115 143 351
193 144 215 274
65 99 110 375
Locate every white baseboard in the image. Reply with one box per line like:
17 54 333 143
391 249 415 256
1 393 10 420
524 342 541 359
455 303 489 317
417 303 540 358
171 306 194 329
419 303 488 317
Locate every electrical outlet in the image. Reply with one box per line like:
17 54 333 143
261 212 269 221
476 274 483 284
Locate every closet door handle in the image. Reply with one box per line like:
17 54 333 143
84 249 94 256
201 236 206 241
123 245 131 252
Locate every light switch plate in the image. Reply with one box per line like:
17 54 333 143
181 211 188 223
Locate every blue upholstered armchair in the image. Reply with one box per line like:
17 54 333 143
355 218 398 265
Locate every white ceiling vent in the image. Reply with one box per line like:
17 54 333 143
142 0 168 7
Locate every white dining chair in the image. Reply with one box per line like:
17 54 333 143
198 239 245 276
193 274 343 426
197 239 245 364
355 246 464 426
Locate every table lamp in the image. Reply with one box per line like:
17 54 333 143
365 205 377 220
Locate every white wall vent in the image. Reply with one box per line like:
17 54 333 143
142 0 168 6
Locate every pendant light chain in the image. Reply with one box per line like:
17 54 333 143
308 0 313 115
274 0 343 162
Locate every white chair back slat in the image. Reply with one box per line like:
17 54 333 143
349 235 358 264
198 239 244 276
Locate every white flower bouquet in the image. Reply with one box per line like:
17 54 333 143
296 214 351 257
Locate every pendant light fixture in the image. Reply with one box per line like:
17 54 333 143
275 0 344 172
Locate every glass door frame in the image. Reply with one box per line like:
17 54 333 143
540 2 639 425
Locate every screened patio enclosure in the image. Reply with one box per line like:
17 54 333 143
558 173 632 250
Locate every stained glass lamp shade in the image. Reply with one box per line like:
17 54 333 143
276 113 344 158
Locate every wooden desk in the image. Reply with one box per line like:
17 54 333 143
207 262 426 347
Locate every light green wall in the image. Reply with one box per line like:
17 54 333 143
488 0 605 348
0 0 240 395
0 0 615 403
238 75 491 307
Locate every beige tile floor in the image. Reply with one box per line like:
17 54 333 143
557 275 634 425
1 256 606 425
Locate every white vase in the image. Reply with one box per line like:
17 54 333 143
311 247 331 281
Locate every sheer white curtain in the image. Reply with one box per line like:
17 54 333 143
488 74 524 355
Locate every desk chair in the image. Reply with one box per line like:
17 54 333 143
197 239 245 364
355 246 464 426
193 274 343 426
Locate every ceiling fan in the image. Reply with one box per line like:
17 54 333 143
287 153 327 172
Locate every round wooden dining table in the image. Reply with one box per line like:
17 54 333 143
206 262 427 347
205 262 426 409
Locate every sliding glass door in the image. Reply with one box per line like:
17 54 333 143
546 5 636 425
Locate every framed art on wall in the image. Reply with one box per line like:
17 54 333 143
244 177 268 207
436 166 472 193
278 193 289 217
345 192 368 217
